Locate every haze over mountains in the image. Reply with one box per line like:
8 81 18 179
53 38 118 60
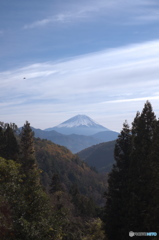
31 115 119 153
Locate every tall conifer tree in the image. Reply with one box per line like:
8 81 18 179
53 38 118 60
15 121 52 240
128 101 156 232
0 123 19 161
4 125 19 161
0 126 5 158
104 101 159 239
104 121 131 240
20 121 36 173
146 119 159 232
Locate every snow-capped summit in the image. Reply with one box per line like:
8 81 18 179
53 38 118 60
56 115 106 128
45 115 110 136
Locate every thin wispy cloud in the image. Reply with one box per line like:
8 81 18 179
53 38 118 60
1 40 159 92
23 0 159 29
1 40 158 97
23 15 68 29
103 96 159 104
135 12 159 23
0 40 159 130
23 11 89 29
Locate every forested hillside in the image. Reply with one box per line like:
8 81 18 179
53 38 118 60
77 140 115 173
1 101 159 239
34 138 107 205
0 121 106 240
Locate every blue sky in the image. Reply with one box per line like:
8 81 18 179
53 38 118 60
0 0 159 131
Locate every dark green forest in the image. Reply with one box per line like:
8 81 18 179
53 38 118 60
0 101 159 239
0 121 106 240
104 101 159 240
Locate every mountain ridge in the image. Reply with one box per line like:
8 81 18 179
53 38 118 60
30 126 118 153
77 140 116 173
31 127 102 153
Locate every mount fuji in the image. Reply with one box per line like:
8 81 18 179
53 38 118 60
28 115 119 153
45 115 110 136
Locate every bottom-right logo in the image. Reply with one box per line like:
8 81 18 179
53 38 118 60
129 231 157 237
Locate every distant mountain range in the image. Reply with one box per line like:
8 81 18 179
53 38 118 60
29 115 119 153
32 127 101 153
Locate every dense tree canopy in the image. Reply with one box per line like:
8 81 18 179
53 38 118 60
0 120 105 240
0 122 53 240
104 101 159 240
0 123 19 161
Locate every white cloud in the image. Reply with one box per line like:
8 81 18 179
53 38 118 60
23 11 89 29
23 16 63 29
102 96 159 104
24 18 52 29
1 40 159 130
1 40 159 96
23 0 159 29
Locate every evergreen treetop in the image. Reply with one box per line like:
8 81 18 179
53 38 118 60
104 101 159 239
